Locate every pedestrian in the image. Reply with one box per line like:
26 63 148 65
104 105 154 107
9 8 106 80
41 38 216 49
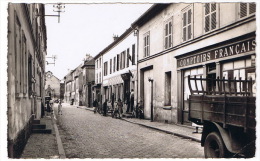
116 98 123 118
93 99 98 113
111 93 115 110
103 99 108 116
58 100 62 115
130 89 134 112
126 91 130 113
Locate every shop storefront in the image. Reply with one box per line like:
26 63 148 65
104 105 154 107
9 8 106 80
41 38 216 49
176 33 256 124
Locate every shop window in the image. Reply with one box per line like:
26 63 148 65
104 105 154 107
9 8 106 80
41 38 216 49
184 67 203 111
222 58 255 95
164 17 173 49
182 5 193 42
144 31 150 57
239 3 256 19
204 3 218 33
165 72 171 106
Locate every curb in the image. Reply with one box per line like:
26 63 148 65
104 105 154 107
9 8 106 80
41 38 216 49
51 113 66 159
82 105 200 142
121 118 201 143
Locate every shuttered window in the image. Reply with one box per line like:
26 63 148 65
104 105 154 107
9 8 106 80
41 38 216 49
132 44 135 65
144 31 150 57
164 17 173 49
240 3 256 19
113 56 116 72
182 6 193 42
204 3 218 33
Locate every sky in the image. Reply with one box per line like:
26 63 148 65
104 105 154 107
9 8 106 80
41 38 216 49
45 3 153 80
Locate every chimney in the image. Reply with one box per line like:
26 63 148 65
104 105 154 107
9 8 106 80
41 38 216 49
113 34 119 41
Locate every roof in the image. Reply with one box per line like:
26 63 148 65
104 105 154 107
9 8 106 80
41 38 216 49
131 3 170 28
93 27 133 60
82 58 95 68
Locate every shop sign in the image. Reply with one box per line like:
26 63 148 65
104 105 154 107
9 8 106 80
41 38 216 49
177 39 256 68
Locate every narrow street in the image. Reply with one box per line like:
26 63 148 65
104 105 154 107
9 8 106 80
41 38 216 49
53 103 204 158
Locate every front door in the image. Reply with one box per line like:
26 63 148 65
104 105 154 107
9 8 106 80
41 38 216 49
143 70 153 119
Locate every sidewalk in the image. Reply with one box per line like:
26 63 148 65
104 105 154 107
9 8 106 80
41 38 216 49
21 114 65 159
80 105 202 142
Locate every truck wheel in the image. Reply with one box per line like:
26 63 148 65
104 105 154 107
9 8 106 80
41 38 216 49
204 132 227 158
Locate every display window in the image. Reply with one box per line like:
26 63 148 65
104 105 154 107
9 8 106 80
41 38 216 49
183 67 203 111
222 57 255 96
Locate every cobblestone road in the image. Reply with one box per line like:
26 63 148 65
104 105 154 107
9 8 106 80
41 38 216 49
53 103 204 158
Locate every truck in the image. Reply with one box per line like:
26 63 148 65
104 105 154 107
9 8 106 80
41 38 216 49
188 75 256 158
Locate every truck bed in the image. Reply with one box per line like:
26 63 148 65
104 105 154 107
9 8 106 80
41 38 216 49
189 95 256 130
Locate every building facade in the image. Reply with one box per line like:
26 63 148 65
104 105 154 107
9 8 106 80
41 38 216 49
45 71 61 100
81 55 95 107
7 3 47 158
132 3 256 124
93 29 138 112
93 53 103 104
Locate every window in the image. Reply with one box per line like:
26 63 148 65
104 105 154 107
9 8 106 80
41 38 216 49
99 58 101 68
122 51 125 69
121 51 125 69
117 54 120 71
222 57 255 95
164 17 173 49
239 3 256 19
144 31 150 57
110 59 112 74
132 44 136 65
15 15 21 94
182 6 193 42
126 48 130 67
165 72 171 106
96 60 98 69
28 54 33 96
113 56 116 72
204 3 218 33
104 62 108 76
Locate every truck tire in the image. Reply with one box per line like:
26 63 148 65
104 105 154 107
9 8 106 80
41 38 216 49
204 132 227 158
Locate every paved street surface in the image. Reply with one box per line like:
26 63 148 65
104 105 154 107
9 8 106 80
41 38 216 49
53 103 204 158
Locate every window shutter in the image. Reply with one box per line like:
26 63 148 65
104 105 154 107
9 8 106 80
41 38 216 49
249 3 256 14
188 9 191 24
188 25 191 40
205 3 210 15
240 3 247 18
205 15 210 32
183 12 187 26
183 27 186 42
211 12 216 30
169 21 172 47
211 3 216 12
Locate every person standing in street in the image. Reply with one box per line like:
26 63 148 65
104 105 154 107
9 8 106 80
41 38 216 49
58 100 62 115
111 93 115 110
130 89 134 112
93 99 98 113
116 98 123 118
103 99 108 116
